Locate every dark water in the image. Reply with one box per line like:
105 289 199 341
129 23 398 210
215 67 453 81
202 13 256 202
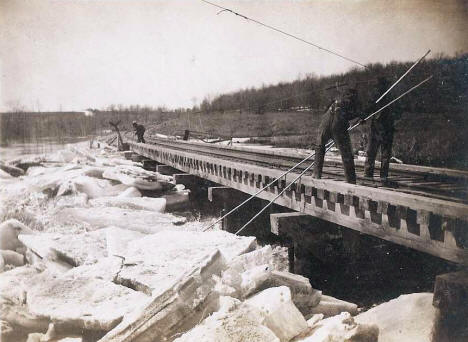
185 180 460 308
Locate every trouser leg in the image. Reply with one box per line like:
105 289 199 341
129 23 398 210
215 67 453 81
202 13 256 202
364 127 379 177
379 130 394 178
313 114 332 179
332 118 356 184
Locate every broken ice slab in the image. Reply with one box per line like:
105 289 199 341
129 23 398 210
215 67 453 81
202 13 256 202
89 197 167 213
0 266 50 334
355 293 435 342
219 246 321 315
116 230 256 295
174 296 280 342
99 250 227 342
65 257 124 282
104 227 146 257
245 286 308 342
19 230 107 267
0 250 25 267
102 165 174 191
117 187 142 198
53 207 187 233
294 312 379 342
26 271 150 332
307 295 358 318
0 219 34 252
176 286 309 342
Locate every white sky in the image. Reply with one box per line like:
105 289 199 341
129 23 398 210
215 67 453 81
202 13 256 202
1 0 467 111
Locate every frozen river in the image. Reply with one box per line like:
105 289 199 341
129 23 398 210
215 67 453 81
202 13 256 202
0 136 93 161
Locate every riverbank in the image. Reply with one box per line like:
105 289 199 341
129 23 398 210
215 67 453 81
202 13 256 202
0 141 441 342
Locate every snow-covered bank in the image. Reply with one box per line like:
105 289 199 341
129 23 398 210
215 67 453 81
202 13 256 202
0 141 437 342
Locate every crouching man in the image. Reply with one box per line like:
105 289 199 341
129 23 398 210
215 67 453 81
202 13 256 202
133 121 146 143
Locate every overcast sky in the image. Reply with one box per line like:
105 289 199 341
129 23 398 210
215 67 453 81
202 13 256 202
1 0 467 111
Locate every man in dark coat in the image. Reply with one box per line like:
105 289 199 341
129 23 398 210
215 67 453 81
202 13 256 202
133 121 146 143
364 77 401 180
313 88 361 184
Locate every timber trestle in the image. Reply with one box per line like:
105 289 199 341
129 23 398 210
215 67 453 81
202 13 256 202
129 140 468 265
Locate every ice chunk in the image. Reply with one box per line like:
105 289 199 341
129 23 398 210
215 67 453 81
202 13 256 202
90 196 167 213
307 295 358 318
116 230 256 295
174 296 279 342
99 250 227 342
20 230 107 266
355 293 435 342
295 312 379 342
245 286 308 342
53 207 186 234
0 250 25 267
104 227 145 256
117 187 142 198
26 271 150 331
0 219 33 252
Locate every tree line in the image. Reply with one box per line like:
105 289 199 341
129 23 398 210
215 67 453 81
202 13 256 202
1 53 466 146
193 53 467 116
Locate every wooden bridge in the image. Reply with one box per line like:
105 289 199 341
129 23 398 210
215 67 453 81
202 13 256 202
128 138 468 265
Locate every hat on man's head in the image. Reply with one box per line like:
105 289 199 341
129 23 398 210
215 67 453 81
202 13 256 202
132 121 137 125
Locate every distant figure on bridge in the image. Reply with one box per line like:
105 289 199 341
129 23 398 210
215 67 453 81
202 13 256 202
313 87 361 184
364 77 402 180
133 121 146 143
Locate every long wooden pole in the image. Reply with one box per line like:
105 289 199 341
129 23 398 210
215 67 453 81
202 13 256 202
235 75 433 235
375 50 431 103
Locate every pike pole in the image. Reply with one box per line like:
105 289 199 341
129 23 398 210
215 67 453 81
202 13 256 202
234 75 433 235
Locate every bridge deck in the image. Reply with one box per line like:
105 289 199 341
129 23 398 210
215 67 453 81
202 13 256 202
129 139 468 265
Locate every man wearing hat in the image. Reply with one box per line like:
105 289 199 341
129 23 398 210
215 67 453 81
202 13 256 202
313 87 361 184
364 77 402 181
133 121 146 143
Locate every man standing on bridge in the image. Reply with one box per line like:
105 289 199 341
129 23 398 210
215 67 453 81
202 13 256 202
313 87 361 184
364 76 402 181
133 121 146 143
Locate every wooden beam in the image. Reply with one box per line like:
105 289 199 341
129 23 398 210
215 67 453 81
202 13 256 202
208 187 245 203
155 165 180 175
173 174 199 188
142 160 160 171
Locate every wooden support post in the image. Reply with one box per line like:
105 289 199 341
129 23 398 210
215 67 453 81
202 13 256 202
208 187 247 234
270 212 339 241
131 154 145 162
156 165 180 175
270 212 342 272
341 228 361 260
173 174 199 188
123 151 133 160
142 160 159 171
208 186 245 203
432 270 468 342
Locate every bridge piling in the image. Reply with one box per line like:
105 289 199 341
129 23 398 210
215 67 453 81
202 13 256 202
432 270 468 342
